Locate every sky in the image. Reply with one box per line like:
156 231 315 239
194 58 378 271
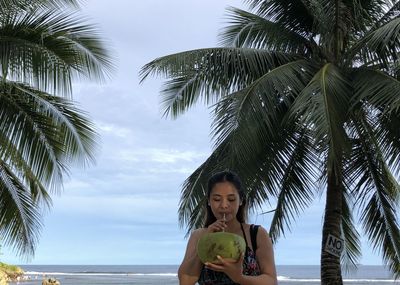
2 0 385 266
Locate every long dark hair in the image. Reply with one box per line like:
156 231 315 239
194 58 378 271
204 170 247 227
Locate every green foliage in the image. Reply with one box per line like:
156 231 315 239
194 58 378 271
0 0 114 257
0 262 23 274
0 261 24 283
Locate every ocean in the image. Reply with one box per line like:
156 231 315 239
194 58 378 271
9 265 399 285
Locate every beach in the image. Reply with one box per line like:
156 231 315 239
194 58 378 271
8 265 399 285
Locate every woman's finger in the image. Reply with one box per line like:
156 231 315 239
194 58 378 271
205 261 225 272
207 220 227 232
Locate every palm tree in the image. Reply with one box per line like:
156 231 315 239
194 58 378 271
141 0 400 284
0 0 113 257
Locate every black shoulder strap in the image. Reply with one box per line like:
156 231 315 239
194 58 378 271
250 224 260 251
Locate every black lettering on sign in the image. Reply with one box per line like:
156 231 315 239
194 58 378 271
324 234 344 257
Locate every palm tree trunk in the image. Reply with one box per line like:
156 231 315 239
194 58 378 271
321 167 343 285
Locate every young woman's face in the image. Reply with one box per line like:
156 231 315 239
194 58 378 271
209 181 241 222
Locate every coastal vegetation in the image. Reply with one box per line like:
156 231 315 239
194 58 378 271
0 262 24 284
141 0 400 284
0 0 113 258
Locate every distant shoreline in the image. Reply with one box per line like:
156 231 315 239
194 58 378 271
7 264 397 285
14 264 384 266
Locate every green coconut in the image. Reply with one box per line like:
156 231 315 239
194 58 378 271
197 232 246 264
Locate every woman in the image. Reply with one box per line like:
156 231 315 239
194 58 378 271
178 171 277 285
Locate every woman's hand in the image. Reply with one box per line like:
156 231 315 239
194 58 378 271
206 217 227 233
204 253 244 283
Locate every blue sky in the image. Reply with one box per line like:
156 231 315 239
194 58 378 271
2 0 384 266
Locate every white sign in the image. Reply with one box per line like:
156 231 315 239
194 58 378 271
324 234 344 257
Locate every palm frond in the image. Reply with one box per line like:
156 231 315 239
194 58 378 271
289 63 351 169
0 85 63 191
377 110 400 176
140 48 300 118
347 17 400 68
0 7 114 95
211 59 317 145
13 82 99 166
352 68 400 112
349 111 400 277
0 0 111 259
179 61 321 234
0 0 81 11
374 1 400 27
220 7 316 55
0 123 52 205
178 114 284 233
243 0 316 36
178 142 233 233
178 124 286 233
268 128 318 242
361 189 400 278
0 160 42 257
0 81 98 191
340 190 362 272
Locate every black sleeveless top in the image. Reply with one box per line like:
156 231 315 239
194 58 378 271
197 224 261 285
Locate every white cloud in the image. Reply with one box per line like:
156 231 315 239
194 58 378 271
116 148 208 164
63 179 92 191
52 194 179 224
150 149 206 163
145 166 196 175
97 121 132 138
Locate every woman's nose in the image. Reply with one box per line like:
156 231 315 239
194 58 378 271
220 199 229 208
